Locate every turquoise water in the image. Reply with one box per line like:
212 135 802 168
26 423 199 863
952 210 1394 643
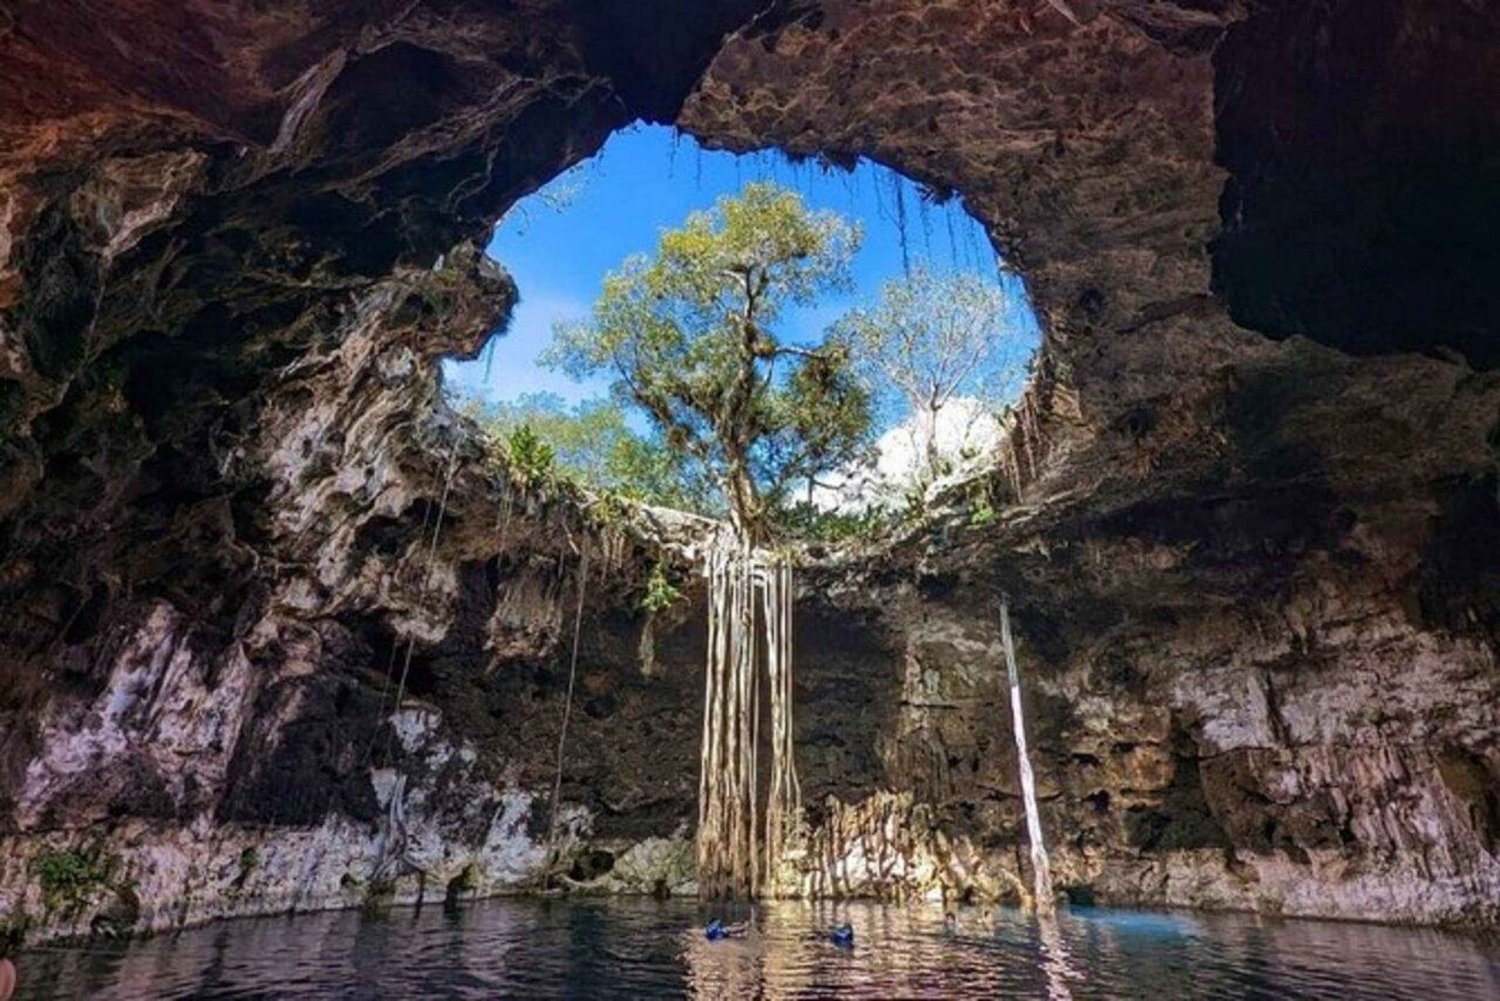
15 898 1500 999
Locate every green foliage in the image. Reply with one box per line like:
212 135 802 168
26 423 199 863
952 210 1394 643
968 504 998 527
232 846 260 890
587 490 630 529
503 422 555 486
641 563 683 613
226 845 260 898
460 392 714 512
32 846 117 911
546 181 874 539
773 501 895 543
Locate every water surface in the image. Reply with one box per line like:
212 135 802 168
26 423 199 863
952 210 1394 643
16 898 1500 999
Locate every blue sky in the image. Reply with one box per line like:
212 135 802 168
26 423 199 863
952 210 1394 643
442 124 1040 414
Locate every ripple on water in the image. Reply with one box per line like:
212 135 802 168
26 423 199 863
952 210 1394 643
14 899 1500 999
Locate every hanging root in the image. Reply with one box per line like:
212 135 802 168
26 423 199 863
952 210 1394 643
377 437 461 761
697 539 800 899
1000 599 1056 915
545 542 591 873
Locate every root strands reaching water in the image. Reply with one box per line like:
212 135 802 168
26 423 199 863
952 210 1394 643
698 540 800 898
546 542 591 864
1000 599 1055 915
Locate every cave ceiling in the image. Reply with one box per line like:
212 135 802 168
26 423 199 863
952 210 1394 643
0 0 1497 642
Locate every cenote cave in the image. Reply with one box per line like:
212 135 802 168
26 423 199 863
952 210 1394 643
1 2 1499 999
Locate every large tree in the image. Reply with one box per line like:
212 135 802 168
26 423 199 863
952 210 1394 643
547 182 872 540
834 264 1028 486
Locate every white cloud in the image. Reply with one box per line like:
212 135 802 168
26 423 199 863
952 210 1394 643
814 396 1003 512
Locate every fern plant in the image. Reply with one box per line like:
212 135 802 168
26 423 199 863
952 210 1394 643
641 563 683 613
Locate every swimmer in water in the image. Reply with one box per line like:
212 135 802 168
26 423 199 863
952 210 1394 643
704 918 749 940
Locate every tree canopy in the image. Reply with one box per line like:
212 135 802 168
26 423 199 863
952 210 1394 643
547 182 873 540
833 264 1029 485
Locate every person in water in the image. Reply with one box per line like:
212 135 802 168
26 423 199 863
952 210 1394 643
703 918 749 941
828 922 854 948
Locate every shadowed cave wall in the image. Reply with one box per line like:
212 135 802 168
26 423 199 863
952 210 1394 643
0 0 1497 938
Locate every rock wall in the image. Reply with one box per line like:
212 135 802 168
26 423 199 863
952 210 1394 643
0 236 708 939
797 480 1500 923
1 0 1497 940
671 0 1500 924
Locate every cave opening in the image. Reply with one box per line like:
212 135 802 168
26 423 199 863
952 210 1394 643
427 122 1054 901
440 123 1044 534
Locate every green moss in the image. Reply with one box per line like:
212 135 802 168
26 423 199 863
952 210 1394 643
227 846 260 897
968 504 997 527
32 846 118 912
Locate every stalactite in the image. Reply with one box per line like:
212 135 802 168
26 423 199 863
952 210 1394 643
946 204 959 268
917 188 934 260
1007 427 1025 500
892 171 911 274
1019 395 1039 481
482 334 498 384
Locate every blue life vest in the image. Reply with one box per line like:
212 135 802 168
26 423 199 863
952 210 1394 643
705 919 728 941
829 923 854 948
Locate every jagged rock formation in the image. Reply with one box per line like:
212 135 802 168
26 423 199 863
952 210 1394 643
1 0 1497 938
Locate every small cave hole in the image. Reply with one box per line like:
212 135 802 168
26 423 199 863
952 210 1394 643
568 849 615 882
583 694 618 720
1121 404 1157 440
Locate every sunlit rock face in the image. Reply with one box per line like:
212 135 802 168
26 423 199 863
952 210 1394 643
1 0 1496 939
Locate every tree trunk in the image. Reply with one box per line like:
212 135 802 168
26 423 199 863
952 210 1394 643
922 405 942 486
723 462 761 544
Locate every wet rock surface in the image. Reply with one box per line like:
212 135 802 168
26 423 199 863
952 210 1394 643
1 0 1497 940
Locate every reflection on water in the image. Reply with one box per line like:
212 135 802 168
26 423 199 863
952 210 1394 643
1037 912 1078 1001
15 897 1500 999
